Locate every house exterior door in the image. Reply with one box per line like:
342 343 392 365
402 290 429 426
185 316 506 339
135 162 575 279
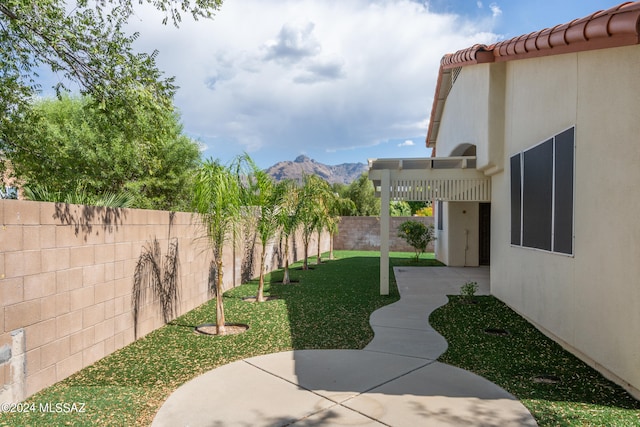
479 203 491 265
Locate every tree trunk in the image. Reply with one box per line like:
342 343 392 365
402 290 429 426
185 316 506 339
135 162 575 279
303 239 309 270
316 231 322 265
257 243 267 302
329 232 334 260
216 258 226 335
283 238 290 284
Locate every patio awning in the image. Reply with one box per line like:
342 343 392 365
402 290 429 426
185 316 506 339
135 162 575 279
368 157 491 295
368 157 491 202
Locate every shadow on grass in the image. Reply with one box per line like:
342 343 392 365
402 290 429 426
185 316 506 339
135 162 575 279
166 320 200 330
430 296 640 426
223 250 441 350
0 251 436 427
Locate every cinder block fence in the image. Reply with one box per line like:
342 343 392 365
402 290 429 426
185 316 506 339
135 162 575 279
0 198 427 403
0 200 329 403
334 216 434 252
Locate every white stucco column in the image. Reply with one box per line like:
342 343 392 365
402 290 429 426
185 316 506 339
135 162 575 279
380 169 390 295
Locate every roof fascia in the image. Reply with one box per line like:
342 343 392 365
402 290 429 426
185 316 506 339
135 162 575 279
425 1 640 152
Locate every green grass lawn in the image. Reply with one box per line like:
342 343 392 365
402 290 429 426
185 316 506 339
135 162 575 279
2 251 638 426
430 295 640 426
0 250 409 426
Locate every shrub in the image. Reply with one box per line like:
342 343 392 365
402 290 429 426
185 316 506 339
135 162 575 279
460 281 479 303
397 220 435 261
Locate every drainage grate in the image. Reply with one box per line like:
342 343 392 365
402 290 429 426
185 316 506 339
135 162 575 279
483 328 510 336
532 375 561 384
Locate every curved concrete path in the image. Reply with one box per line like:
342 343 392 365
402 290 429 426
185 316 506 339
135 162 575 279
152 267 538 427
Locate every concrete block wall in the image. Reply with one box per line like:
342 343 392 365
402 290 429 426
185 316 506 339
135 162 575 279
335 216 435 252
0 200 329 403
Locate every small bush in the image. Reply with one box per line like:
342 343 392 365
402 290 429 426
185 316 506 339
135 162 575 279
397 220 435 261
460 281 478 303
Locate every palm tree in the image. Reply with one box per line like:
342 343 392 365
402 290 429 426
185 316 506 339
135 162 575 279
326 192 346 261
276 179 300 284
313 186 334 265
192 159 241 335
298 175 331 269
326 214 339 260
235 154 282 302
314 179 337 264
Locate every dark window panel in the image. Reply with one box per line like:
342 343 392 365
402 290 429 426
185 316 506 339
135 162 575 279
554 127 575 254
523 139 553 251
510 154 522 245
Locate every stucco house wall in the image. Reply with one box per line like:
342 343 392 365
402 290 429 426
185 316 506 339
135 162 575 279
434 201 479 267
431 63 497 268
497 44 640 397
436 43 640 398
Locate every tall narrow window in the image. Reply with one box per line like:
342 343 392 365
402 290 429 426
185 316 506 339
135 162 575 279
522 139 553 250
510 155 521 246
553 128 575 254
510 127 574 255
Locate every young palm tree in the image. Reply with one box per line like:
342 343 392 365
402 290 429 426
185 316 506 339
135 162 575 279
327 193 355 260
326 215 339 260
299 175 331 269
192 159 241 335
325 192 343 261
314 178 336 264
235 154 282 302
276 179 300 284
313 190 331 265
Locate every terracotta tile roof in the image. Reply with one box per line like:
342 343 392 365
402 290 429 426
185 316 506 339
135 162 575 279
427 1 640 149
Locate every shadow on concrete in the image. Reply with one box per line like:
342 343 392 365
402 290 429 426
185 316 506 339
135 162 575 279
152 256 537 426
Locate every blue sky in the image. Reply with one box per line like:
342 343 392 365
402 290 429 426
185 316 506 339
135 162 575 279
428 1 621 38
40 1 623 168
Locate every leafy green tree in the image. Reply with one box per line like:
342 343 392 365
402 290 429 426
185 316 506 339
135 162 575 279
390 201 412 217
0 0 221 123
331 182 348 196
332 195 357 216
1 0 220 183
346 173 380 216
3 96 200 210
192 159 242 336
397 220 436 261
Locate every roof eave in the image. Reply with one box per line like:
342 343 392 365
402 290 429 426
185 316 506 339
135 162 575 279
425 1 640 153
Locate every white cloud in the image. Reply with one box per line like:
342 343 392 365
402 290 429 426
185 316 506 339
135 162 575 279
477 1 483 9
263 22 321 64
398 140 415 147
127 0 499 166
489 2 502 18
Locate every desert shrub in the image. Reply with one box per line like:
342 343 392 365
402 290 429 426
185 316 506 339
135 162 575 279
397 220 435 261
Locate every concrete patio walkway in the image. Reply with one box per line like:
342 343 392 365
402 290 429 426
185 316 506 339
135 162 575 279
152 267 538 427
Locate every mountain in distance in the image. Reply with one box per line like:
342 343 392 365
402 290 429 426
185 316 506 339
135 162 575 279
265 155 367 185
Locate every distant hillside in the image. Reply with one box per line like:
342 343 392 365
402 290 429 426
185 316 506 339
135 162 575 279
265 155 367 185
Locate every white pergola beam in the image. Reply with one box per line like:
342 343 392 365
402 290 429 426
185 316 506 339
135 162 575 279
368 156 491 295
379 169 390 295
